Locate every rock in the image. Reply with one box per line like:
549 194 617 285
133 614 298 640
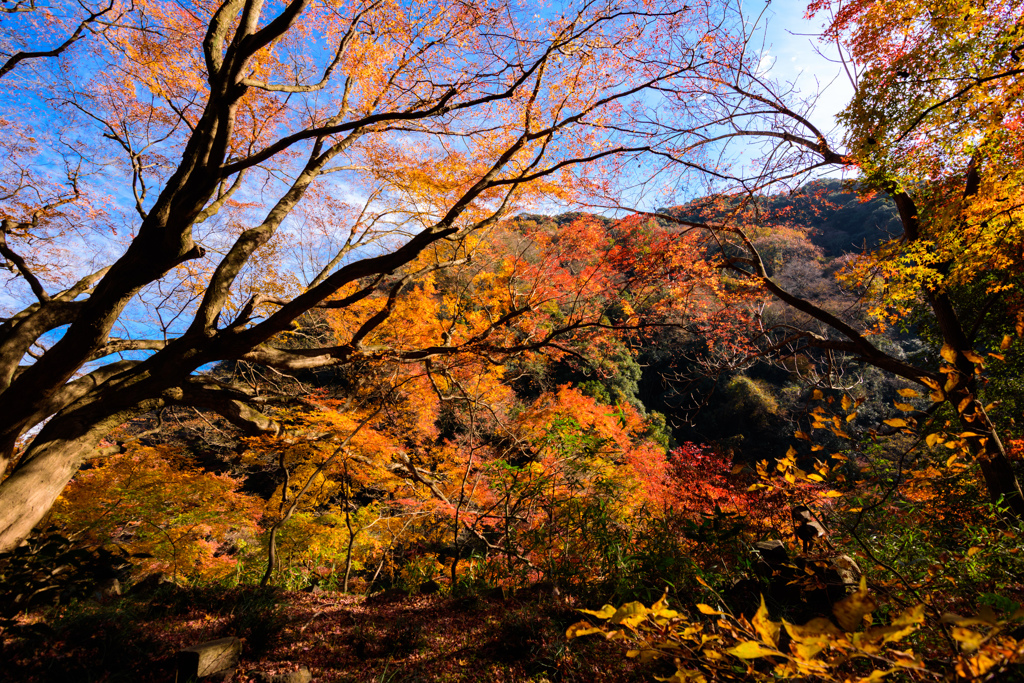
132 572 178 594
740 540 854 623
192 670 234 683
481 586 509 601
792 506 826 553
91 577 121 603
832 554 861 586
754 539 789 568
176 637 241 682
252 667 312 683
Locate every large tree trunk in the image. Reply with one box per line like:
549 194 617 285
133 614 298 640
952 388 1024 517
888 188 1024 517
0 389 157 553
0 433 104 553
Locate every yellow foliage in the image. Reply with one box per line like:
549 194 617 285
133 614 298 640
570 587 1024 681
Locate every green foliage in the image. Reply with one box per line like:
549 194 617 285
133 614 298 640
577 343 646 414
723 377 778 423
836 473 1024 616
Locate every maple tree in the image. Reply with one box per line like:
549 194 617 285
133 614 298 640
0 0 738 551
227 205 716 585
636 0 1024 516
0 0 123 79
3 2 1024 679
50 441 261 582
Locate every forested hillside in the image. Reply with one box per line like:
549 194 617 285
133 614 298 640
2 0 1024 681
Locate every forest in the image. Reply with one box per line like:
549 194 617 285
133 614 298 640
1 0 1022 681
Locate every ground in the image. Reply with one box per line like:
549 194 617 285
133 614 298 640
1 586 659 682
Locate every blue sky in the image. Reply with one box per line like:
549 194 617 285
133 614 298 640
762 0 855 135
2 0 860 354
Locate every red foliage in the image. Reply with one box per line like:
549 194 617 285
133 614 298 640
662 443 743 514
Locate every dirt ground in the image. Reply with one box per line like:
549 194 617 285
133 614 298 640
2 586 661 682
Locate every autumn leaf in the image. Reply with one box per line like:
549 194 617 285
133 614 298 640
833 577 876 631
579 605 617 619
940 345 957 365
727 641 778 659
962 350 985 365
950 627 985 653
566 621 607 638
752 596 780 647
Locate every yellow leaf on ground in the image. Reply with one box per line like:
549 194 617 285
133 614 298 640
727 641 778 659
752 596 780 648
611 601 648 627
833 577 876 631
566 621 606 638
951 627 985 653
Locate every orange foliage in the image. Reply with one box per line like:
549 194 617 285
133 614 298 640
50 444 261 582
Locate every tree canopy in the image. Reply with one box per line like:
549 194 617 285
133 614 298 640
2 1 1024 681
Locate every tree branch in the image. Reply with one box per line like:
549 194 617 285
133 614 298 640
0 0 116 79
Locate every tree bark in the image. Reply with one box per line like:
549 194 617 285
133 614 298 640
951 387 1024 516
0 405 137 551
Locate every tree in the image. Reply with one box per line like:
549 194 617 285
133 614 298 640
0 0 731 550
641 0 1024 515
0 0 122 79
241 207 716 586
50 440 261 582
